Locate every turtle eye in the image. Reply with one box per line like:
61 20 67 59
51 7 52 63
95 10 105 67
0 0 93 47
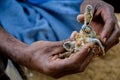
85 28 91 34
82 26 91 34
64 42 71 49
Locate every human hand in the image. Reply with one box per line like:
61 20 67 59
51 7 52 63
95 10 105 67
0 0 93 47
0 25 94 78
78 0 120 52
22 41 94 78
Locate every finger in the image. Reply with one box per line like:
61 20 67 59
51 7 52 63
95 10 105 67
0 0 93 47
101 17 115 43
69 43 93 64
79 53 94 72
70 31 78 40
94 5 116 43
60 43 93 68
51 55 59 61
77 14 84 23
53 69 80 78
51 39 74 54
49 43 93 78
51 41 66 54
105 39 119 52
53 51 94 78
105 24 120 51
52 43 93 70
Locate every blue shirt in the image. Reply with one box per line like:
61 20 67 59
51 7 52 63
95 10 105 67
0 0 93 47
0 0 83 44
24 0 51 4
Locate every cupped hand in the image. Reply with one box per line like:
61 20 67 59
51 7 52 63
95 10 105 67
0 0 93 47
22 41 93 78
77 1 120 52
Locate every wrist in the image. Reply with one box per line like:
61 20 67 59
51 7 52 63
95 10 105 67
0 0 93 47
0 27 28 65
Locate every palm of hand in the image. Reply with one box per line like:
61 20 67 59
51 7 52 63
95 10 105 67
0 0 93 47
23 40 93 78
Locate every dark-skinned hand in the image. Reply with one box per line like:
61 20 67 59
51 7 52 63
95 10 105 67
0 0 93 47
77 0 120 52
23 40 94 78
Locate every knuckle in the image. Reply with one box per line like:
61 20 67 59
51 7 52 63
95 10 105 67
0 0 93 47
108 18 115 25
109 5 114 11
105 3 114 12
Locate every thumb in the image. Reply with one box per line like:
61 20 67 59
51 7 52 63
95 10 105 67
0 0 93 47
70 31 78 40
77 14 84 23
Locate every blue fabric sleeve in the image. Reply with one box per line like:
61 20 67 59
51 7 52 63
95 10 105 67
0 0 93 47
0 0 83 44
24 0 51 4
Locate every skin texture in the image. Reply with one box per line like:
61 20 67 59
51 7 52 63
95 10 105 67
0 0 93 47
78 0 120 52
0 0 120 79
0 27 94 78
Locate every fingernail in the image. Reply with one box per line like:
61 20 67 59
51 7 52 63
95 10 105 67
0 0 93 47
103 38 107 43
77 14 84 22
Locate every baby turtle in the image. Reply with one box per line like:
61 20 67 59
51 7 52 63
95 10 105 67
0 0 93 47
59 5 105 59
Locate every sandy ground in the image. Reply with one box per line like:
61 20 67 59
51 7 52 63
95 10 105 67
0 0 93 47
22 14 120 80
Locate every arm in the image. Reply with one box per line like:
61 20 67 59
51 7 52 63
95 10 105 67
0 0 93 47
0 27 28 65
0 26 94 78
